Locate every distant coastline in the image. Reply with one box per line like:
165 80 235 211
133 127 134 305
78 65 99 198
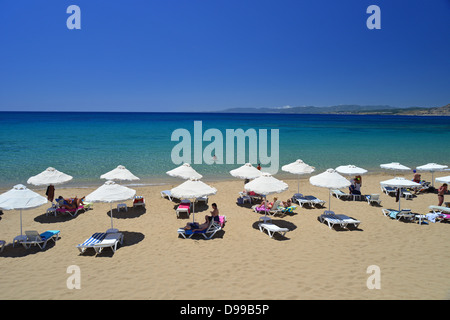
215 103 450 116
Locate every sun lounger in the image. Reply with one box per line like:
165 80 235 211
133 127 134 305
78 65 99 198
365 194 381 205
77 232 107 253
177 216 225 239
319 212 348 229
195 196 208 204
238 192 252 204
258 223 290 238
93 232 124 254
133 196 145 208
381 208 415 222
334 214 361 228
247 191 263 203
381 186 397 196
429 205 450 214
161 190 172 201
292 195 313 207
176 202 191 217
401 189 413 200
305 195 326 208
428 206 450 223
331 189 350 200
21 230 60 249
55 205 85 217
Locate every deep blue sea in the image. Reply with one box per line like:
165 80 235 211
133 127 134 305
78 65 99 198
0 112 449 189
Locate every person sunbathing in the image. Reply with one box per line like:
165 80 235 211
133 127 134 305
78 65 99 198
254 200 268 211
57 196 85 209
281 198 292 208
182 215 210 232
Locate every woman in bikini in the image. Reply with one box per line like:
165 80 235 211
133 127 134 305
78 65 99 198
438 183 448 206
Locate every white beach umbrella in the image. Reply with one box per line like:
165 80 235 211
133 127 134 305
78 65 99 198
244 172 288 220
27 167 73 186
85 180 136 232
170 178 217 222
229 163 262 180
335 165 368 176
166 163 203 180
380 177 421 211
281 159 315 194
100 165 140 182
244 172 288 196
0 184 48 237
380 162 411 175
435 176 450 184
416 163 448 187
309 169 351 211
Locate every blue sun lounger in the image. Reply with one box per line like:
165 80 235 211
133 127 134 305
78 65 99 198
77 232 106 253
21 230 60 249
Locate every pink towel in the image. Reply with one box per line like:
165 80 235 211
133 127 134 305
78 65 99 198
57 206 83 212
255 205 268 212
178 204 190 213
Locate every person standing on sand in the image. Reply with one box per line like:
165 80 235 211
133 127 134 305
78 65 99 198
438 183 448 206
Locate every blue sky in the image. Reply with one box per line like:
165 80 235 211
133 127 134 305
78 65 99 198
0 0 449 112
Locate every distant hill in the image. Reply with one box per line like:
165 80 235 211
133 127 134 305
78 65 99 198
218 104 450 115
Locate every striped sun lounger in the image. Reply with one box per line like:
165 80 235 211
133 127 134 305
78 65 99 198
77 233 106 253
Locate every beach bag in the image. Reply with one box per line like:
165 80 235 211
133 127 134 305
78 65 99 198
237 197 244 205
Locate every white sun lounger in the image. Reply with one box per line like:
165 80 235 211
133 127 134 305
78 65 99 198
429 205 450 214
334 214 361 228
21 230 60 249
292 195 313 207
161 190 172 201
331 189 350 200
93 232 124 254
77 232 107 253
382 208 415 221
258 223 289 238
365 194 381 205
319 212 348 229
381 186 397 196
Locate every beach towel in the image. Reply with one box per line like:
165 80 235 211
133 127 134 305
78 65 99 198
178 203 190 213
425 213 439 223
254 205 268 212
133 196 144 204
56 205 83 213
389 211 399 219
281 206 296 213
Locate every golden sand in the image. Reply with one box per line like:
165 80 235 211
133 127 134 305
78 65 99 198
0 172 449 300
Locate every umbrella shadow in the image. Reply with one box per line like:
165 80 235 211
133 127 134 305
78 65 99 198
0 238 59 258
251 219 297 241
34 209 88 224
316 216 364 232
177 229 226 240
108 206 146 220
79 231 145 258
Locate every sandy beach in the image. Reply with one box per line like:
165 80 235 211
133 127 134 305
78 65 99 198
0 172 449 300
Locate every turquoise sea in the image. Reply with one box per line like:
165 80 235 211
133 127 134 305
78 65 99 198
0 112 449 189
